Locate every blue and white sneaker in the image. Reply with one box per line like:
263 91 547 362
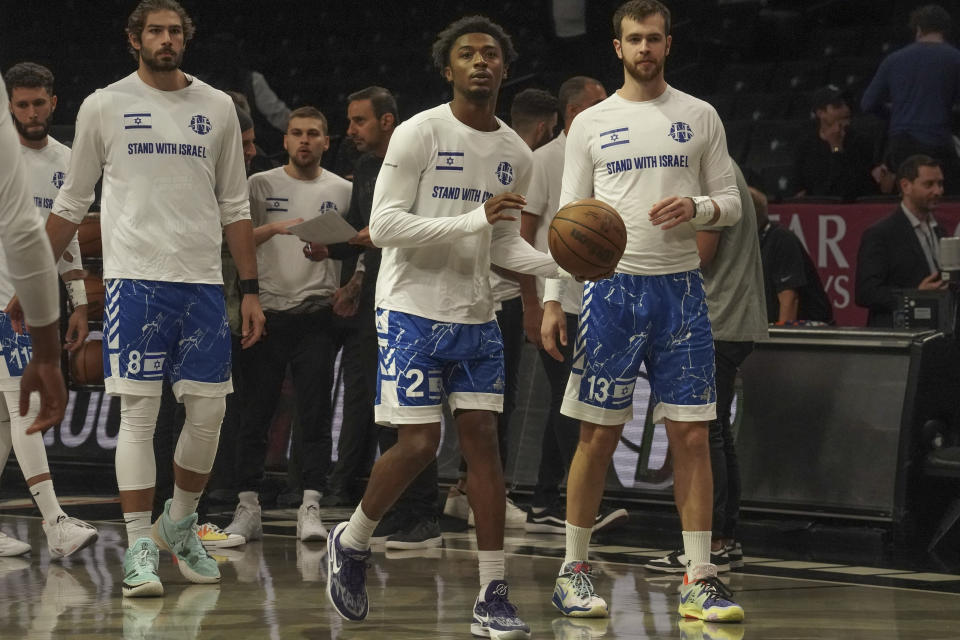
122 537 163 598
471 580 530 639
326 521 371 621
552 561 609 617
151 499 220 584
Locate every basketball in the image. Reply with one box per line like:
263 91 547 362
548 198 627 280
84 274 105 320
69 339 103 387
77 214 102 259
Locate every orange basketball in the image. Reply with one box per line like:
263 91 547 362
69 339 104 387
548 198 627 280
77 214 102 259
84 274 105 321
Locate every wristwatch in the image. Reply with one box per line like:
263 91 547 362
239 278 259 295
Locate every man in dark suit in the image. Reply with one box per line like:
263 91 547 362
855 154 947 326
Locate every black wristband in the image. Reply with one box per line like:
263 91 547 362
239 278 259 295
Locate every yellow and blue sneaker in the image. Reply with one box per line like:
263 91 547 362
678 572 744 622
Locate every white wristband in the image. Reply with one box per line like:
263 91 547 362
65 279 87 309
689 195 713 220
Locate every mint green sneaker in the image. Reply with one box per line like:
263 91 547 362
151 499 220 584
123 538 163 598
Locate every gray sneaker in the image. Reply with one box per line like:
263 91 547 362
384 519 442 550
224 502 263 542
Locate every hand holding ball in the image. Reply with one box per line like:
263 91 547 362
548 198 627 280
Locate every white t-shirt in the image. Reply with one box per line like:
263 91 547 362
369 103 558 325
249 167 352 312
20 138 82 275
0 76 58 327
526 131 583 315
52 72 250 285
559 87 739 276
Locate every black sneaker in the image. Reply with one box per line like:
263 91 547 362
369 510 410 545
593 506 628 533
384 518 443 550
725 542 744 569
643 548 731 574
525 505 566 534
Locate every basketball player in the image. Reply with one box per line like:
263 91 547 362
326 16 560 638
0 62 99 558
224 106 351 544
542 0 745 622
44 0 265 597
444 87 559 530
0 74 67 554
521 76 628 536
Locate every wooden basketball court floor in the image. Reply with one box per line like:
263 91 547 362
1 506 959 639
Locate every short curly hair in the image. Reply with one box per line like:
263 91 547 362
125 0 196 63
4 62 55 98
431 16 518 74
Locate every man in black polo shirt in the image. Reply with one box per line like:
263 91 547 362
753 187 833 323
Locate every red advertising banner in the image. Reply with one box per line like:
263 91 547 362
767 201 960 326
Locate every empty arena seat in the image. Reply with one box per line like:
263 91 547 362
807 26 865 58
714 63 775 95
758 163 797 201
732 91 792 121
723 119 754 164
769 60 830 93
746 119 805 168
702 94 737 120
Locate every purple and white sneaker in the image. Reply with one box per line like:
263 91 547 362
471 580 530 639
326 521 371 621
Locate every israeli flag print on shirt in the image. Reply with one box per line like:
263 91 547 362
124 113 151 129
600 126 629 149
265 196 288 213
436 151 464 171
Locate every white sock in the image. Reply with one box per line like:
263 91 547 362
303 489 322 508
30 480 67 525
238 491 259 508
124 511 153 546
682 530 713 580
477 549 505 594
563 521 592 567
340 505 378 551
169 486 202 522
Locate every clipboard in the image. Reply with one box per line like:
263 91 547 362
288 213 358 244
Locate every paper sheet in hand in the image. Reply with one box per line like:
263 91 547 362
288 213 358 244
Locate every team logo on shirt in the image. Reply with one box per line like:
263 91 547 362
436 151 464 171
123 112 152 129
51 171 64 189
319 201 339 214
265 196 288 212
496 161 514 186
189 114 212 135
600 127 630 149
668 122 694 143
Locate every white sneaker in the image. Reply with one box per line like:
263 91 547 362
443 486 471 521
224 502 262 542
465 496 526 529
297 503 328 541
0 531 31 557
505 498 527 529
552 561 609 617
43 516 98 559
